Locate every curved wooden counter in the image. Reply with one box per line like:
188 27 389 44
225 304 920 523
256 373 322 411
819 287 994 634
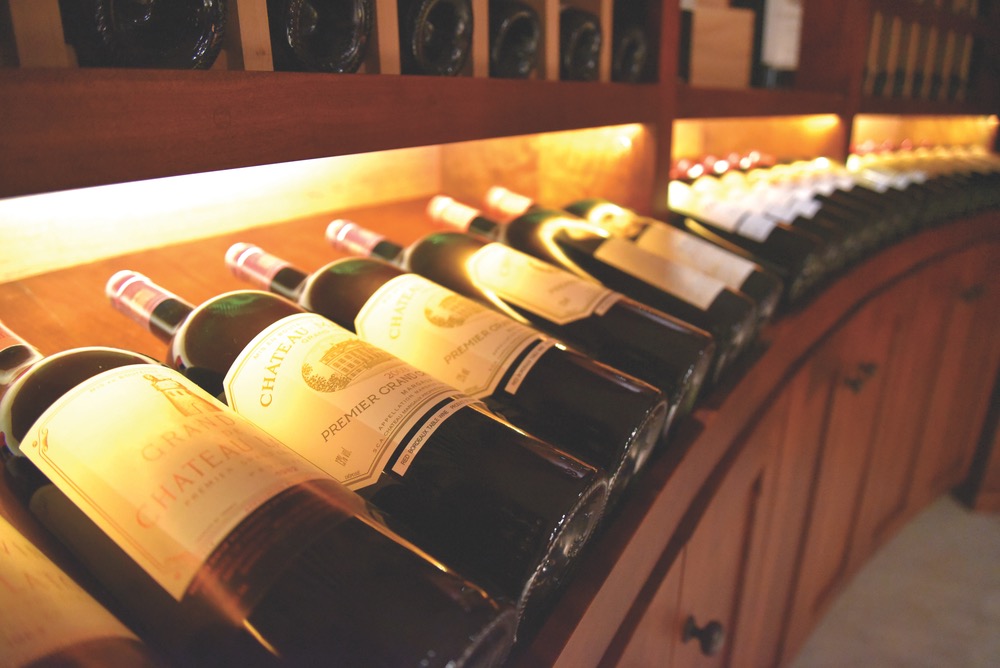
516 212 1000 666
1 207 997 667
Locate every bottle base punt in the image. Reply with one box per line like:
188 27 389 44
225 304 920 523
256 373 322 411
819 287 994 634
515 476 608 636
608 399 669 503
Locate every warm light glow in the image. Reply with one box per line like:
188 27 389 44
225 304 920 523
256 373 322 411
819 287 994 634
852 115 997 152
0 146 443 283
672 115 843 164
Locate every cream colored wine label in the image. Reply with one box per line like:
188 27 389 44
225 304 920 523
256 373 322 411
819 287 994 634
0 515 139 666
634 223 756 288
594 237 726 310
16 362 321 601
468 243 620 325
224 313 475 490
351 274 545 398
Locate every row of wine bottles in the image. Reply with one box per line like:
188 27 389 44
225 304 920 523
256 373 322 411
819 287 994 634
0 193 726 662
0 156 795 665
668 145 1000 304
46 0 655 81
2 144 997 666
862 8 981 102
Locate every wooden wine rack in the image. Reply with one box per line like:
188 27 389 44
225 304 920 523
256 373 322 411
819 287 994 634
0 1 999 664
0 0 639 81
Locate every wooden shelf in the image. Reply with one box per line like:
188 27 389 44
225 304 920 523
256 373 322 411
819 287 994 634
675 84 848 119
2 200 993 666
860 93 997 116
0 67 662 199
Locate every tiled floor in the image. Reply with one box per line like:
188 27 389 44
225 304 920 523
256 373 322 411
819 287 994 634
789 495 1000 668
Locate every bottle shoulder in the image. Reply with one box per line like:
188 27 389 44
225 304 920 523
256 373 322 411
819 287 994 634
170 291 303 386
1 347 156 451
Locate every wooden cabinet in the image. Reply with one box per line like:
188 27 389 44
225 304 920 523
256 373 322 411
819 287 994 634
573 224 1000 667
613 398 782 667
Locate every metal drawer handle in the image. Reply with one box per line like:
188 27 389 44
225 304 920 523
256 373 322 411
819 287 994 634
682 615 725 656
845 362 878 393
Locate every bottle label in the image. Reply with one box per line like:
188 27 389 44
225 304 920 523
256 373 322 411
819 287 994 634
593 237 726 310
15 363 321 600
353 274 546 398
223 313 476 491
634 223 756 288
467 243 620 325
760 0 803 70
698 199 775 241
0 515 140 666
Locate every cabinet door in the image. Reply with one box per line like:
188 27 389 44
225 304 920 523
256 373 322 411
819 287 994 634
783 300 899 654
615 547 686 666
849 268 954 561
733 363 832 667
910 244 1000 505
669 412 781 668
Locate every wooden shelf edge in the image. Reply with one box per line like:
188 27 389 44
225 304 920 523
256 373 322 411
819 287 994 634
859 95 997 117
0 68 662 199
513 213 1000 667
675 85 848 119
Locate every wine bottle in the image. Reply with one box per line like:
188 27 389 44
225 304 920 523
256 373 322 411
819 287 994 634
489 0 541 79
559 6 601 81
0 511 167 667
325 220 716 425
398 0 474 76
267 0 374 73
429 195 757 385
0 321 516 667
106 273 607 629
667 179 827 303
57 0 227 69
610 0 650 83
486 186 783 322
561 197 784 323
717 170 865 267
742 168 887 254
226 242 669 502
731 0 802 88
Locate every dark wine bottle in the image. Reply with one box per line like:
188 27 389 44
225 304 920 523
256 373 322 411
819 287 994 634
0 511 166 667
559 6 601 81
746 0 803 89
57 0 227 69
106 273 607 630
398 0 474 75
226 242 668 503
610 0 650 83
0 321 516 667
489 0 541 79
325 219 715 427
561 197 784 323
713 174 857 270
267 0 374 73
667 179 827 304
429 195 757 385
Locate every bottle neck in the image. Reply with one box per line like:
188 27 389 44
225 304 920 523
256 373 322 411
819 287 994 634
106 270 194 343
426 196 502 239
226 243 309 302
326 219 406 265
484 186 537 221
